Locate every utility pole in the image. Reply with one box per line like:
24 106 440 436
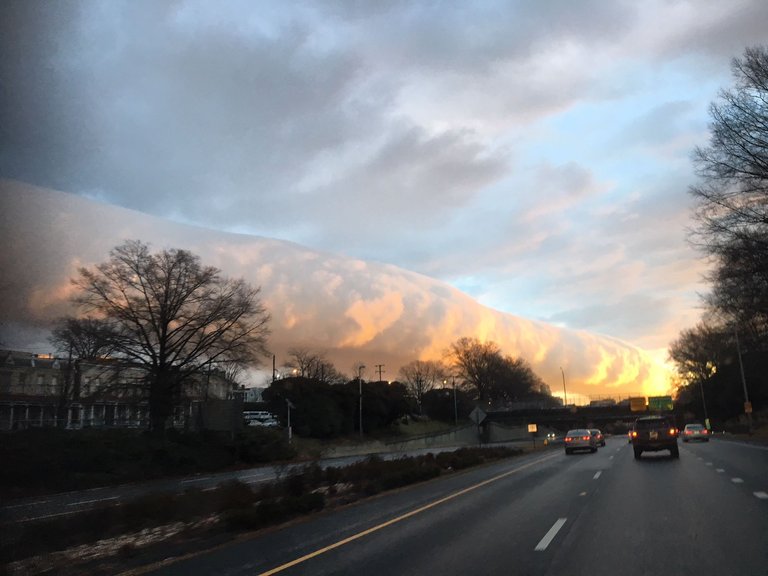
374 364 385 382
272 354 276 383
358 364 366 439
560 367 568 407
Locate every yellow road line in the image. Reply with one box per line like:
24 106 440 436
257 452 560 576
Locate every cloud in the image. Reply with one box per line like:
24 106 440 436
2 0 761 381
0 179 670 397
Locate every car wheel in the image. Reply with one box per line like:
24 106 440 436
633 448 642 459
671 446 680 458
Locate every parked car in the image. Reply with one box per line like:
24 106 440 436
589 428 606 447
631 416 679 459
682 423 710 442
564 429 598 454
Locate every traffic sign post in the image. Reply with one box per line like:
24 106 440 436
469 407 487 445
528 423 537 449
630 397 647 412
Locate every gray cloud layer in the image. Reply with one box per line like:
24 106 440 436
1 0 766 355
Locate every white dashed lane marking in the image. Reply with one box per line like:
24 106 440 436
535 518 567 551
732 478 744 484
754 492 768 500
716 469 725 473
593 471 602 480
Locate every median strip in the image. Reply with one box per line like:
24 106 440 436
255 453 560 576
534 518 567 551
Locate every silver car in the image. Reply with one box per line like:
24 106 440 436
682 423 710 442
564 428 598 454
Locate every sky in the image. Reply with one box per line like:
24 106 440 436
1 1 767 395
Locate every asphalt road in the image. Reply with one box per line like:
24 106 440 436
140 436 768 576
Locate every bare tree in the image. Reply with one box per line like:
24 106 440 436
283 347 346 384
398 360 447 413
72 240 271 432
447 337 548 406
286 347 324 377
690 46 768 331
447 337 502 402
49 317 115 426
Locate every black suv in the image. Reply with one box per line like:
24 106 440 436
630 416 679 459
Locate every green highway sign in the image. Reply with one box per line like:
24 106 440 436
648 395 673 411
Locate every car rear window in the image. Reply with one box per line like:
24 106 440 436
567 429 589 436
686 424 704 430
635 419 670 429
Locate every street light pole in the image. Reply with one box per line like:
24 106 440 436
734 328 753 435
358 364 365 439
560 367 568 407
452 375 458 426
286 398 293 443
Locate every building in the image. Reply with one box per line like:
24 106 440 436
0 350 237 431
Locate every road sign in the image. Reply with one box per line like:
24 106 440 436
648 396 673 411
745 401 753 414
630 397 647 412
528 423 538 433
469 407 487 425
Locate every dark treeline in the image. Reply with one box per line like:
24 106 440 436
262 337 555 439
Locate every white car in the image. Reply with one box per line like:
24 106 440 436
564 429 598 454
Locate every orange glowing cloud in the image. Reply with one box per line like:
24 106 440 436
1 179 672 397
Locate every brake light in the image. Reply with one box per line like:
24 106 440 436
565 437 572 442
631 431 638 437
685 430 691 435
702 429 708 434
582 436 590 441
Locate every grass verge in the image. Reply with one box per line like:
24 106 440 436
2 446 522 574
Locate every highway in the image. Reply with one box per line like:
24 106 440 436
140 436 768 576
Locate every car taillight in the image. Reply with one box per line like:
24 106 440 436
565 437 571 442
702 429 708 434
685 430 691 435
669 428 676 435
631 431 638 437
582 436 590 441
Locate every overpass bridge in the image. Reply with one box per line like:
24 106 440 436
483 405 672 433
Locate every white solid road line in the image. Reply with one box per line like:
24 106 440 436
535 518 567 551
731 478 744 484
754 492 768 499
181 476 213 483
593 471 602 480
5 499 51 509
67 496 118 507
